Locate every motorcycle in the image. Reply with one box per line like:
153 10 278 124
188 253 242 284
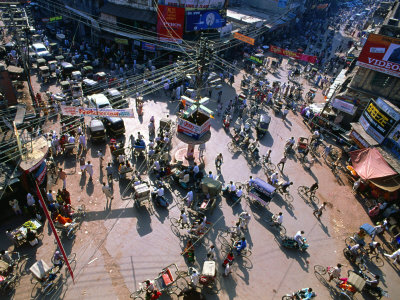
281 236 309 251
282 288 316 300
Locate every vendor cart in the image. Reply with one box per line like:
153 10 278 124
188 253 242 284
246 177 275 209
133 182 153 213
10 219 43 247
193 177 222 213
296 137 308 158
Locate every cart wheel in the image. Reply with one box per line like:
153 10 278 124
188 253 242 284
241 249 252 258
217 233 232 250
31 281 41 299
313 265 327 275
241 256 253 269
297 186 308 197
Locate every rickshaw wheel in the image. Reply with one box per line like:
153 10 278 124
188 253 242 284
313 265 327 275
371 255 384 267
31 281 42 299
344 237 357 248
284 193 294 203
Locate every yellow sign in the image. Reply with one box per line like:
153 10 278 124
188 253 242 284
234 32 254 45
366 102 389 128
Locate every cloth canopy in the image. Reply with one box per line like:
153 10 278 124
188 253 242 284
349 148 397 180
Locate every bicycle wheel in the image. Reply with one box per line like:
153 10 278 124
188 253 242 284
297 186 307 197
31 281 41 299
170 223 181 238
130 290 144 300
68 253 77 262
338 291 352 299
313 265 327 275
278 225 287 236
218 233 231 251
371 255 384 267
284 193 294 203
241 249 252 258
345 237 357 248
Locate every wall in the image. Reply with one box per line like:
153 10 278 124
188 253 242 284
349 67 400 107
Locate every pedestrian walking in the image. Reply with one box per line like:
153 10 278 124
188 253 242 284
97 149 104 167
102 182 113 200
265 149 272 162
79 155 86 174
207 245 216 260
223 261 232 277
277 155 287 172
198 143 206 158
59 168 67 189
106 163 113 182
239 211 251 230
215 153 223 170
79 133 86 151
313 202 327 219
282 107 289 121
86 161 94 180
323 145 332 159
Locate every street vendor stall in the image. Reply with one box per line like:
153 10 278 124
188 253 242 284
9 219 42 247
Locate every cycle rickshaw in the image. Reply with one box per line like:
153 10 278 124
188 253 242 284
246 177 275 209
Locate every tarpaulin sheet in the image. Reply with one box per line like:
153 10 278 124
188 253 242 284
370 175 400 192
349 148 397 180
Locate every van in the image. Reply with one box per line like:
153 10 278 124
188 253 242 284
88 94 111 109
32 43 50 58
102 117 125 137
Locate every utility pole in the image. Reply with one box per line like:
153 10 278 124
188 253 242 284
195 35 214 100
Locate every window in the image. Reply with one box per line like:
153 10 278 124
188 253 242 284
371 72 394 88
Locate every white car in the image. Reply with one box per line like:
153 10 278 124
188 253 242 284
32 43 50 58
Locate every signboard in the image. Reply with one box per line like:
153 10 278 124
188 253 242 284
359 100 399 143
350 130 369 149
142 42 156 52
269 45 317 64
357 33 400 78
186 10 226 31
157 5 185 43
177 117 210 139
234 32 254 45
384 123 400 158
158 0 226 9
331 96 357 115
35 161 47 185
100 13 117 25
49 16 62 22
248 55 264 65
61 105 135 118
115 38 128 45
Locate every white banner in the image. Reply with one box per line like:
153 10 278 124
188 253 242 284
331 98 357 115
61 105 135 118
159 0 225 9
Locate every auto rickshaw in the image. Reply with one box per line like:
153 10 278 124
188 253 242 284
93 72 107 82
36 58 46 69
82 78 99 96
60 81 71 95
61 62 74 80
55 55 65 65
256 113 271 138
39 66 50 83
71 83 82 98
71 70 82 82
48 60 57 72
49 43 59 55
82 65 93 78
31 34 41 43
88 118 106 142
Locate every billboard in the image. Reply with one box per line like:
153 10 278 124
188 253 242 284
157 5 185 43
186 10 226 31
359 99 400 143
331 96 357 115
269 45 317 64
177 117 211 139
61 105 135 118
158 0 226 9
142 42 156 52
357 33 400 78
234 32 254 45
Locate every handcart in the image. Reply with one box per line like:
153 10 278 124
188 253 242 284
199 260 220 294
193 177 222 213
246 177 275 209
296 137 308 158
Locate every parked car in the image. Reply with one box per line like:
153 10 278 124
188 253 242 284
32 43 50 58
88 93 111 109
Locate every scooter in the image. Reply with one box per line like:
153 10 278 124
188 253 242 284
281 236 309 251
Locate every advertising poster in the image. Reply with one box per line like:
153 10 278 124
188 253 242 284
234 32 255 45
357 33 400 78
331 96 357 115
359 100 398 143
158 0 226 9
269 45 317 64
387 123 400 147
142 42 156 52
61 105 135 118
186 10 226 31
157 5 185 43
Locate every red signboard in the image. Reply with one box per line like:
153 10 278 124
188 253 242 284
357 33 400 78
269 45 317 64
157 5 185 43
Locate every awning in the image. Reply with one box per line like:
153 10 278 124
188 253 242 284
349 148 398 180
99 3 157 24
370 175 400 192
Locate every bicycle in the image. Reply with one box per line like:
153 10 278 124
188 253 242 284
297 186 319 205
31 267 60 298
276 186 294 203
267 215 287 235
51 252 77 278
170 217 191 238
261 155 276 172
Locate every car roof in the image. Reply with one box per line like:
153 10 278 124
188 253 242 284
32 43 46 48
107 89 121 96
89 94 110 106
90 118 105 129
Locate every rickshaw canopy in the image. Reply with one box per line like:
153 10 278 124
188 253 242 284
201 177 222 197
253 177 275 194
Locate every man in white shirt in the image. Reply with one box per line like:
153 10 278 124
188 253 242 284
294 230 305 248
79 134 86 151
157 186 164 197
236 187 243 198
270 172 279 185
102 182 113 200
185 190 194 207
248 176 255 187
180 209 189 227
239 211 251 230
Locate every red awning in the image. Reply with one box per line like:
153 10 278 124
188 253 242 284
349 148 397 180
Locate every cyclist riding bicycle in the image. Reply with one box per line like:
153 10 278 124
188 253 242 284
53 251 64 271
234 237 247 255
271 212 283 226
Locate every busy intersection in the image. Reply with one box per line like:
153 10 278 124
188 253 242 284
1 0 400 300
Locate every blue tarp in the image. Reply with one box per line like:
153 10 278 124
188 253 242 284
254 177 275 194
